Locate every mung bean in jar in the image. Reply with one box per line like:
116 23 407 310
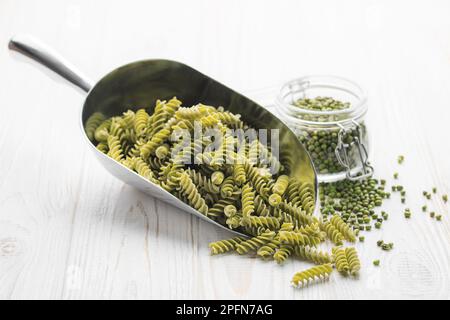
276 75 372 182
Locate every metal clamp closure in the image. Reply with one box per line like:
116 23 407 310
335 120 373 180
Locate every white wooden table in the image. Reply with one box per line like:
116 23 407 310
1 0 449 300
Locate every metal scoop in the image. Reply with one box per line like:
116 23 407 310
8 35 317 237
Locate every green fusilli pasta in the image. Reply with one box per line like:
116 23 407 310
345 247 361 276
207 195 239 219
291 264 333 288
293 246 332 265
107 135 124 163
268 193 282 207
186 168 220 194
241 216 280 230
322 221 345 246
257 239 280 259
279 229 321 247
209 237 246 255
134 108 149 137
235 230 276 255
272 175 289 196
177 171 208 215
233 164 246 186
241 183 256 219
85 112 106 141
332 247 350 274
330 215 356 242
211 171 225 185
220 176 235 199
273 245 293 264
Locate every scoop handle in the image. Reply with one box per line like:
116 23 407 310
9 35 93 93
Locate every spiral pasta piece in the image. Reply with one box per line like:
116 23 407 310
147 156 167 171
247 139 259 165
94 118 112 142
321 221 344 246
241 216 280 230
345 247 361 276
211 171 225 185
297 223 323 241
200 114 220 128
213 111 244 129
254 195 273 217
291 264 333 288
257 240 280 259
153 143 169 159
274 209 297 226
107 135 124 163
241 183 256 219
330 215 356 242
160 164 183 192
226 215 242 229
96 142 108 153
134 108 149 137
278 229 321 247
140 128 171 159
286 178 302 206
131 157 159 184
207 195 239 219
332 247 350 274
268 193 282 207
293 246 332 265
163 97 182 117
298 183 315 215
147 100 167 138
235 230 276 255
209 237 246 255
243 162 270 198
278 202 314 226
272 175 289 196
224 205 237 217
241 226 266 237
175 104 213 121
172 118 195 133
126 138 145 157
220 176 235 198
233 164 246 186
186 168 220 194
177 172 208 215
85 112 106 141
273 245 293 264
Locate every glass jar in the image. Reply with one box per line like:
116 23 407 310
276 75 373 182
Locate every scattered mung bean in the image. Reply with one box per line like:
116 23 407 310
404 208 411 219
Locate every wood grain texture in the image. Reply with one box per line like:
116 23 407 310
0 0 449 299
